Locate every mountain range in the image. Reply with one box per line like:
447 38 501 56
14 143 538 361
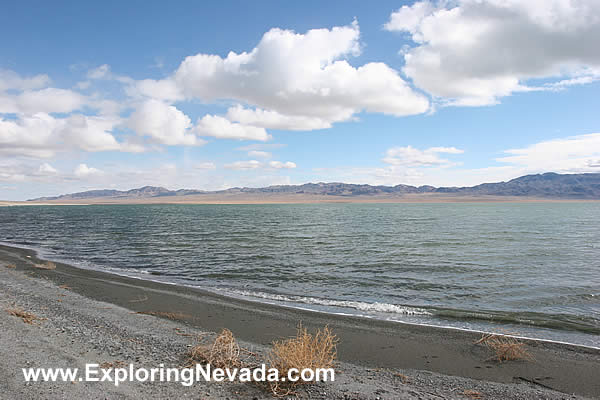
29 173 600 201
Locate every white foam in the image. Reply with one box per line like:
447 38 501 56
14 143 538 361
226 289 432 316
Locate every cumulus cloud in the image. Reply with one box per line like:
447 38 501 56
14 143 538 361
0 112 139 157
131 21 429 130
0 69 50 92
0 161 63 183
74 163 103 178
87 64 111 79
87 64 133 84
195 114 270 141
127 99 201 146
0 70 143 158
224 160 263 170
268 161 296 169
383 146 463 167
497 133 600 173
385 0 600 105
226 105 333 131
0 88 87 114
38 163 58 175
348 134 600 187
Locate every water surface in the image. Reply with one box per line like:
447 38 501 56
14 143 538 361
1 203 598 347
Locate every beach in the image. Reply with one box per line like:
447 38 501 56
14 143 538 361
1 244 598 399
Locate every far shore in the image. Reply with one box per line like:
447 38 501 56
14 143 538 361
3 193 600 206
1 243 599 399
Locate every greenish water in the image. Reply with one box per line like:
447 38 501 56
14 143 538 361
1 203 599 347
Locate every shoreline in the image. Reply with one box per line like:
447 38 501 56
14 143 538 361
1 244 599 398
4 240 598 351
3 194 600 206
4 240 599 351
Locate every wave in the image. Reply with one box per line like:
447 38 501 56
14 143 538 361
2 240 598 346
223 288 600 336
225 289 432 316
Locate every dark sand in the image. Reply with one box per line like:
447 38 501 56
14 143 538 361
1 244 599 399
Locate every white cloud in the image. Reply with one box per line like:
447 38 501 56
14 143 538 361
226 105 333 131
268 161 296 169
385 0 600 105
60 114 123 152
0 113 60 157
131 78 182 102
346 134 600 187
132 21 429 130
0 112 138 157
384 1 435 33
248 150 271 159
127 99 201 146
74 163 103 178
383 146 463 167
224 160 263 170
87 64 111 79
1 88 87 114
38 163 57 175
498 133 600 173
0 70 50 92
195 114 270 141
86 64 133 85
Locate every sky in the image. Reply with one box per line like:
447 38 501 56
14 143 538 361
1 0 600 200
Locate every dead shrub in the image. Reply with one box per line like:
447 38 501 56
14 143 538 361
5 264 16 269
463 389 482 399
476 333 533 362
6 307 44 324
188 328 241 369
267 324 337 396
33 261 56 270
394 372 410 384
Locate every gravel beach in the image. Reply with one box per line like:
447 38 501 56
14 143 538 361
1 244 598 399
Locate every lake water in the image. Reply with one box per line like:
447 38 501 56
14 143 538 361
1 203 599 347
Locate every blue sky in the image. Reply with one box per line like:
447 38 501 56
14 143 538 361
1 0 600 200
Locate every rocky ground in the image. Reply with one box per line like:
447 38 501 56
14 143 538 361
0 257 589 399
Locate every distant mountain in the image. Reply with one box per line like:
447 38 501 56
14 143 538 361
32 185 208 201
29 173 600 201
436 173 600 197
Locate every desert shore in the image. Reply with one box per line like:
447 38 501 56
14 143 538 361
1 244 599 399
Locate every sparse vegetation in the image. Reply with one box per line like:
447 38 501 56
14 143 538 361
463 389 482 399
184 324 338 396
394 372 410 384
33 261 56 270
476 333 533 362
188 328 242 369
6 307 44 324
267 324 337 396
